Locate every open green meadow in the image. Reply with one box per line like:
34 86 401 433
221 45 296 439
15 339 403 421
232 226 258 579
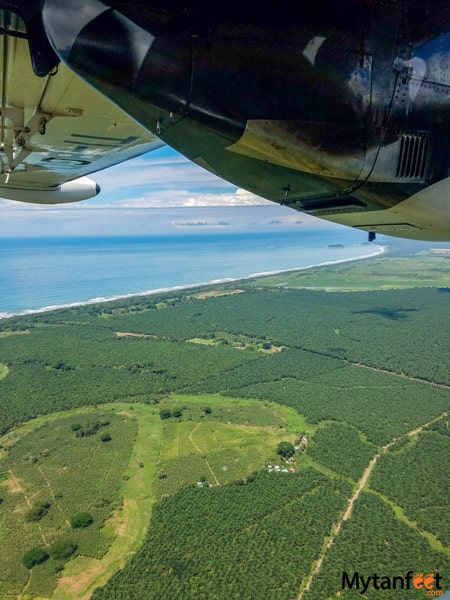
0 364 7 381
156 395 308 496
0 246 448 599
248 246 450 290
0 397 306 599
0 408 138 599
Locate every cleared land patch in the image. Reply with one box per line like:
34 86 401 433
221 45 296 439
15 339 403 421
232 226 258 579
0 363 8 381
156 394 309 497
0 330 30 338
0 406 139 599
0 396 306 599
187 330 284 352
114 332 157 339
194 289 244 299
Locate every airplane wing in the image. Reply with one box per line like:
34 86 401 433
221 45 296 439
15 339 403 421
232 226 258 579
0 11 162 204
1 1 449 242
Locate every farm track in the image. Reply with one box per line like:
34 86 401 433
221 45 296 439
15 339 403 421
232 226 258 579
8 469 49 547
37 465 71 528
294 344 450 390
188 423 220 485
296 411 448 599
350 362 450 390
114 329 450 391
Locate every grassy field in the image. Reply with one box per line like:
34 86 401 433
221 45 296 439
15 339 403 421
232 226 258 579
0 331 30 338
188 331 284 352
0 407 138 599
247 248 450 291
0 396 305 599
156 395 310 497
51 403 162 600
0 332 26 381
0 364 8 381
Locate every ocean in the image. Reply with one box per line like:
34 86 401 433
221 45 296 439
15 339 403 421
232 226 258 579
0 230 382 317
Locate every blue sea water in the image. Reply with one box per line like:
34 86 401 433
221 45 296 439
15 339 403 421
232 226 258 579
0 230 382 317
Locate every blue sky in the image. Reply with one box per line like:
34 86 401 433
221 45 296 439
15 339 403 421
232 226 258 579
0 145 350 237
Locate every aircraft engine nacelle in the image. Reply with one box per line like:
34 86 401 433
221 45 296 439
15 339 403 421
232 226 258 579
0 177 100 204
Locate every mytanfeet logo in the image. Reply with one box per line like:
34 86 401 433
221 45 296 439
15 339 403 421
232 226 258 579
342 571 444 596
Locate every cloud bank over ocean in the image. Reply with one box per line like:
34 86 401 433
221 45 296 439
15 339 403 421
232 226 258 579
0 147 340 237
0 204 328 237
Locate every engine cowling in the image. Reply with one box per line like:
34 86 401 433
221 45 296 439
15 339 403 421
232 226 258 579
0 177 100 204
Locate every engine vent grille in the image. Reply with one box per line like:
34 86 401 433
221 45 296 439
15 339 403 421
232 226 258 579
396 134 429 181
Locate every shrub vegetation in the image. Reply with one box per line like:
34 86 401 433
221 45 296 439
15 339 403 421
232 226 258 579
277 441 295 458
22 547 49 569
71 512 94 529
48 540 77 560
25 500 51 522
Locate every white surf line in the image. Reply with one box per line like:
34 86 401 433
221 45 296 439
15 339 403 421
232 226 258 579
0 245 386 320
296 411 447 600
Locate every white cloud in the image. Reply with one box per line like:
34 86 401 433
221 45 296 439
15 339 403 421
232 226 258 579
0 146 345 236
0 202 340 237
183 188 272 207
0 148 273 212
116 187 272 208
94 150 231 194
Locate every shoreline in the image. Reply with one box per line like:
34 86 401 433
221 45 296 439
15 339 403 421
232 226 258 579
0 244 386 320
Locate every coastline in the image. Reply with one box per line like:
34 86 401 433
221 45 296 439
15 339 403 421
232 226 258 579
0 244 386 320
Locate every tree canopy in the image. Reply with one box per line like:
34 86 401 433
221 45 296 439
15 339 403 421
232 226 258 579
22 547 49 569
277 441 295 458
70 511 93 529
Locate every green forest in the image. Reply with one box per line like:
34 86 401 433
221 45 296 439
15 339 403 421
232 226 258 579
0 249 448 599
